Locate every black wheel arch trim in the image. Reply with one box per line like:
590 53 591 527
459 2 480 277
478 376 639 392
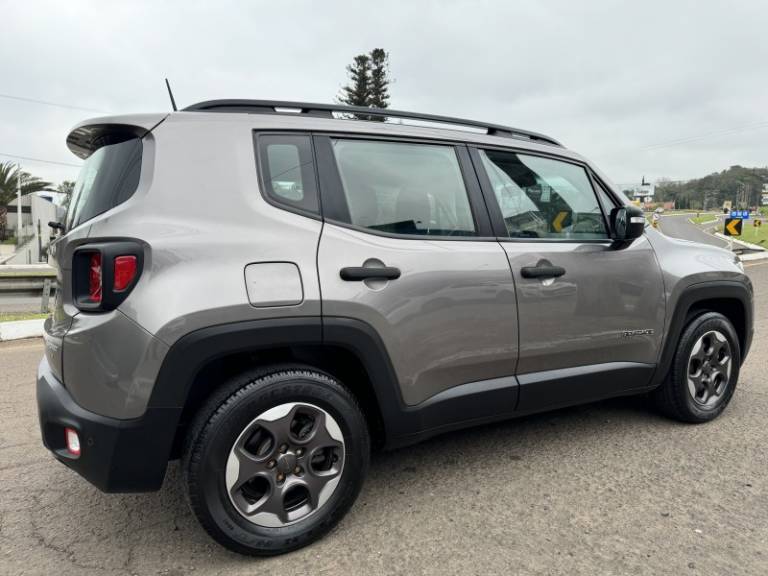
650 279 753 389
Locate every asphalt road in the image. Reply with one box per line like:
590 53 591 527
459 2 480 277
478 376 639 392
657 213 729 249
2 266 767 576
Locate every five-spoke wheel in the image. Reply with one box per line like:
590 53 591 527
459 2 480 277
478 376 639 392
225 402 345 527
183 367 369 556
686 330 732 407
654 311 740 423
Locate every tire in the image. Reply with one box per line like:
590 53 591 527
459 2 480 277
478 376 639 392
653 312 741 423
182 365 370 556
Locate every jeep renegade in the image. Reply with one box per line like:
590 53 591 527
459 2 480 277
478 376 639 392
37 100 753 555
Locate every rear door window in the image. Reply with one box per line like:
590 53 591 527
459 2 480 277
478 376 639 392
66 138 142 231
330 139 476 237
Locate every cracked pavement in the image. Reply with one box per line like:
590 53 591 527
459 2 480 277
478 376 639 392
1 261 767 575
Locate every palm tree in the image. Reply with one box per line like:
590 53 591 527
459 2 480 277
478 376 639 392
0 161 53 207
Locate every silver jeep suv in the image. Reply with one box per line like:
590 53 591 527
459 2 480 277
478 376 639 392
37 100 753 555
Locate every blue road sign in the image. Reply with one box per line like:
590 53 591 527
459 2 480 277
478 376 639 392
742 210 750 219
732 210 750 219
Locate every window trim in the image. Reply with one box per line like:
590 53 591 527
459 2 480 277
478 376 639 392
468 145 615 244
253 131 322 222
314 134 496 241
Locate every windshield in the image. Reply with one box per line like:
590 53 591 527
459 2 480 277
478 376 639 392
66 138 142 231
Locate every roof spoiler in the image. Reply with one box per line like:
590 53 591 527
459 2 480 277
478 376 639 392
66 113 168 159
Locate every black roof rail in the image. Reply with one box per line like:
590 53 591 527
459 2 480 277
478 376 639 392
182 99 562 147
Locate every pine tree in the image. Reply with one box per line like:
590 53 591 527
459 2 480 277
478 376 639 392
368 48 390 115
339 54 371 116
339 49 392 120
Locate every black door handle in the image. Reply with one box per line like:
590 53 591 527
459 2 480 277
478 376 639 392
520 265 566 279
340 266 401 281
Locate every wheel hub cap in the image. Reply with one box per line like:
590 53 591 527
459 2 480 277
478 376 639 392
225 402 345 528
687 330 732 408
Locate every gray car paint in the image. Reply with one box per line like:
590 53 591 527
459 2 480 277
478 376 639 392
318 223 518 406
45 108 752 421
502 235 666 375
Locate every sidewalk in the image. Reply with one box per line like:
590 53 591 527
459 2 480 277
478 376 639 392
0 318 45 341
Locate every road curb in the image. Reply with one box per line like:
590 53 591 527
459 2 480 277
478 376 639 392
714 232 768 254
0 319 45 341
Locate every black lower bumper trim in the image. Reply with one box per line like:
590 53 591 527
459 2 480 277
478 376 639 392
36 357 180 493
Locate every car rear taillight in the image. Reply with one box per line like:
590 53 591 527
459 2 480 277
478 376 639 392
113 255 137 292
89 252 102 303
73 241 144 311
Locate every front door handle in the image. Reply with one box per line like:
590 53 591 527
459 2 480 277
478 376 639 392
520 265 566 279
340 266 401 281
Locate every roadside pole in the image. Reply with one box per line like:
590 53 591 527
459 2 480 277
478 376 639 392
16 163 22 248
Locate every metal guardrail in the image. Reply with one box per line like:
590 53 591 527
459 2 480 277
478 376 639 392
0 265 57 314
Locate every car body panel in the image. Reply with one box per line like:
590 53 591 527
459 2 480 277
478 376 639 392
318 223 518 406
502 235 666 375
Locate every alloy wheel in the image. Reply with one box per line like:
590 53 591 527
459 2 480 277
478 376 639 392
687 330 732 408
225 402 345 527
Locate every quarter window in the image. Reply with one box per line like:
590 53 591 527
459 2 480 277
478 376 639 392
479 150 608 240
256 134 319 214
331 139 476 237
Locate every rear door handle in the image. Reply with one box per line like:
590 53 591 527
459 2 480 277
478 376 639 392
340 266 401 281
520 265 566 279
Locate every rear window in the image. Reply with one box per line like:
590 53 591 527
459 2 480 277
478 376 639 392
66 138 142 230
255 133 319 215
331 139 476 237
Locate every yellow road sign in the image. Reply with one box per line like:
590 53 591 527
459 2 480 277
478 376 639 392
552 211 570 232
755 219 762 227
724 218 742 236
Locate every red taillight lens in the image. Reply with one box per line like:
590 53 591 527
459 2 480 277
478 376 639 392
113 255 138 292
89 252 102 303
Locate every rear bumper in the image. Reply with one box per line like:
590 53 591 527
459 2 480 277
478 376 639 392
36 356 180 493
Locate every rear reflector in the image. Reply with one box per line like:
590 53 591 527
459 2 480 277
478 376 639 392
65 427 81 456
89 252 102 303
113 255 138 292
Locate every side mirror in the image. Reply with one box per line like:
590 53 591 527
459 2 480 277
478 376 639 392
610 205 645 243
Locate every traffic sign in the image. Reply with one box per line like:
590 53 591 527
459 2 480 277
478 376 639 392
742 210 750 219
724 218 742 236
552 211 571 232
755 219 762 227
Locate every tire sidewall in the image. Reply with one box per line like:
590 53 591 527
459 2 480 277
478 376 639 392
185 369 369 555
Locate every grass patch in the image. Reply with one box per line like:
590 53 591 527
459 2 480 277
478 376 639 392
716 221 768 245
690 213 720 225
0 312 48 322
0 271 56 278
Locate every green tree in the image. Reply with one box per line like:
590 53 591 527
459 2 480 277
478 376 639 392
339 54 371 108
338 48 392 120
368 48 391 115
0 161 52 206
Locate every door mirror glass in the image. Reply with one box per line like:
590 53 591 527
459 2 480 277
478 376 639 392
610 206 644 241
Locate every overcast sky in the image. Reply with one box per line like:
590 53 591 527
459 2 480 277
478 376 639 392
2 0 766 188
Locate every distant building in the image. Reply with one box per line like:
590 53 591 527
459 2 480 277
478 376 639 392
620 177 655 205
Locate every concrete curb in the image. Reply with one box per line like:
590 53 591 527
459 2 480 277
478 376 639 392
714 232 767 251
0 319 45 341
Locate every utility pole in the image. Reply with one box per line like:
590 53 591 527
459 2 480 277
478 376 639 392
16 163 22 248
